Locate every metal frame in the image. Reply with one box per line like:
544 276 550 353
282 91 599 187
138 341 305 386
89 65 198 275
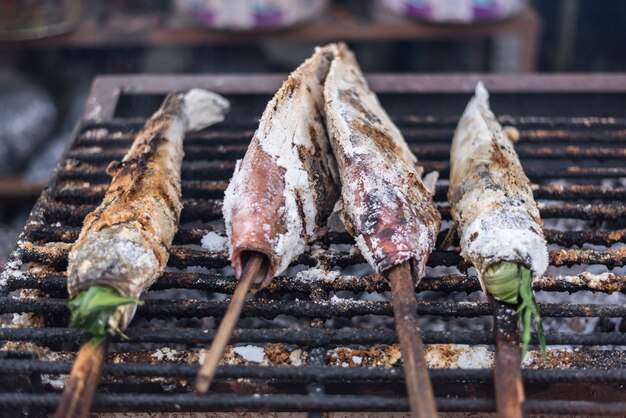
84 73 626 121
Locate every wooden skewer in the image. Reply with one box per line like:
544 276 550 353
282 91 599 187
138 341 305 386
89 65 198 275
196 252 266 393
492 299 525 418
387 262 438 418
54 339 108 418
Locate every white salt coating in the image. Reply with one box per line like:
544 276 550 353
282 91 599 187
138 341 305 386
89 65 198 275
295 267 341 283
74 237 159 280
354 235 377 268
201 231 229 252
449 82 548 290
352 355 363 365
233 345 266 363
325 55 416 166
221 159 241 248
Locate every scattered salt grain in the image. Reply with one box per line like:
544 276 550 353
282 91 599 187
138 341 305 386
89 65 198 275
352 356 362 365
233 345 265 363
295 267 340 283
201 231 228 252
41 374 67 390
456 346 493 369
289 349 305 367
151 347 179 362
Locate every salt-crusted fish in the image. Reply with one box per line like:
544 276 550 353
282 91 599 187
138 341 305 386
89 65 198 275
324 44 441 280
67 89 230 344
222 45 340 288
448 82 547 356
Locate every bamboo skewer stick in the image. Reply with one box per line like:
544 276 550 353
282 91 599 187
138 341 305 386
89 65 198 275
196 252 267 393
492 299 525 418
53 339 108 418
387 262 438 418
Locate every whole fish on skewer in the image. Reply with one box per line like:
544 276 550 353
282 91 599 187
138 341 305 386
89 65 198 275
197 44 340 392
324 44 441 283
56 89 229 418
448 81 548 418
448 82 547 357
221 44 340 288
324 44 441 418
67 89 230 341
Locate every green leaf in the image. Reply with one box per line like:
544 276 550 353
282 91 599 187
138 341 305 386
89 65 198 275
519 267 547 359
484 262 520 304
484 262 547 361
67 286 140 346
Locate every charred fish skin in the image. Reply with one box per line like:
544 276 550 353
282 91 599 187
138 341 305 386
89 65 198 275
223 45 340 288
448 82 548 286
324 44 441 280
67 89 230 332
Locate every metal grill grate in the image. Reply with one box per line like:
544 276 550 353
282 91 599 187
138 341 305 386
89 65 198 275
1 74 626 417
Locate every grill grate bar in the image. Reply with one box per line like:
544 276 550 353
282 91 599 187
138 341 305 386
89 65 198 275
23 224 626 248
74 128 626 149
65 144 626 164
406 114 626 128
79 115 626 131
32 200 626 228
4 271 626 297
58 162 239 183
52 180 228 203
57 162 626 183
4 297 626 319
17 244 626 274
0 393 474 413
39 199 223 225
1 393 626 415
3 328 626 346
48 182 626 206
4 361 626 384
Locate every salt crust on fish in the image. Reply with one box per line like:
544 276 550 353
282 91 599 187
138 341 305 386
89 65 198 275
324 44 441 279
68 89 229 331
448 82 548 291
222 45 339 286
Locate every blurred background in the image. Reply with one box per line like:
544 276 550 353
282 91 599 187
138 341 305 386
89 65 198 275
0 0 624 266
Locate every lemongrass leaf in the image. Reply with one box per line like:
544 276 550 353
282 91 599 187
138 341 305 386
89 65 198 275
518 266 547 359
68 286 140 346
484 262 547 361
484 262 520 305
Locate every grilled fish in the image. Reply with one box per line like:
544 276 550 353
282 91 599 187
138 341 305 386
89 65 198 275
324 44 441 280
223 45 339 288
67 89 229 340
448 82 547 355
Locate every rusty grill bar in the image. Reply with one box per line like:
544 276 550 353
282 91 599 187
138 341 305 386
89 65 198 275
1 74 626 416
